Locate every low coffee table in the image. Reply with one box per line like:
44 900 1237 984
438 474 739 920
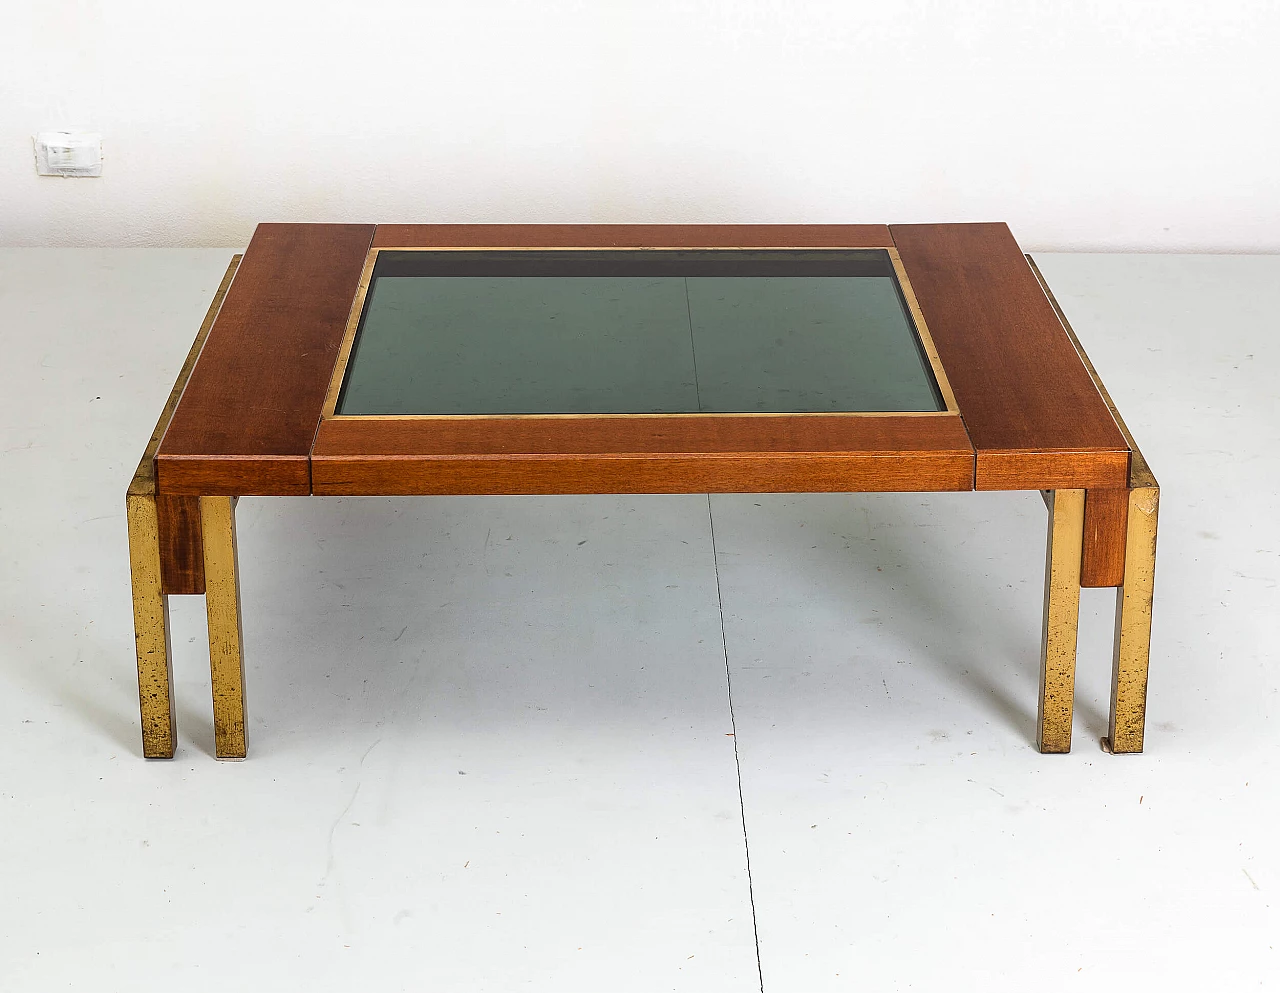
126 223 1158 760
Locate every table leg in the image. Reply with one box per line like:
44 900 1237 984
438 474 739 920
1106 486 1159 753
127 492 177 758
201 496 247 759
1039 489 1085 753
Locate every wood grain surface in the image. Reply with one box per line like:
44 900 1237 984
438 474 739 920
891 223 1129 490
372 224 895 250
975 450 1131 492
156 223 375 495
152 455 314 497
147 223 1142 501
156 494 204 594
312 413 975 495
1081 488 1130 588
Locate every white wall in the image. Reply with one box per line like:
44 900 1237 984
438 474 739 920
2 0 1277 250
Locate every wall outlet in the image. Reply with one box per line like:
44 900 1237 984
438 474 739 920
34 132 103 177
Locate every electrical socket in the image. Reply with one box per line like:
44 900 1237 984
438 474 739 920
34 131 103 177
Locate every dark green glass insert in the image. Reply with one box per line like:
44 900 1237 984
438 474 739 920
335 249 944 416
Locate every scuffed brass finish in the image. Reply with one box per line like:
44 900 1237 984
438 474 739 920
1107 486 1159 753
1028 254 1161 753
127 493 176 758
1039 489 1085 753
125 255 242 759
201 496 247 759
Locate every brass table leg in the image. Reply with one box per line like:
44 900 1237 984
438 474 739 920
1106 486 1159 753
127 492 177 758
201 496 247 759
1039 489 1085 753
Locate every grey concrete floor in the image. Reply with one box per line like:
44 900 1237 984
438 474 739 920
0 249 1276 991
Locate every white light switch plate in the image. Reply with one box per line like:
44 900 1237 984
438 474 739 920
34 132 103 177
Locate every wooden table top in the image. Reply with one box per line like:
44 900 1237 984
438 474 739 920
154 223 1131 498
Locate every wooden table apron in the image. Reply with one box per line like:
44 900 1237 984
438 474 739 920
134 222 1156 759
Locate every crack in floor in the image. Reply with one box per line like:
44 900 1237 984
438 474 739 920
707 494 765 993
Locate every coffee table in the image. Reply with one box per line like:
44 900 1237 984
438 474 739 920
126 223 1158 760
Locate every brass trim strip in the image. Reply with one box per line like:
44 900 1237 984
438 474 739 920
128 254 243 497
887 246 960 413
1026 255 1156 490
330 411 956 422
320 247 379 420
321 245 958 423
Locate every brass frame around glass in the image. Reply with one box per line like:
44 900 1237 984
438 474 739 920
318 246 960 422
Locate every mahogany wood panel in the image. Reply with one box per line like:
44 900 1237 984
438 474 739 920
313 455 970 496
312 414 975 495
372 224 895 250
157 223 375 495
316 414 968 457
156 494 204 594
1081 488 1130 588
975 450 1130 492
154 455 312 496
890 223 1129 491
